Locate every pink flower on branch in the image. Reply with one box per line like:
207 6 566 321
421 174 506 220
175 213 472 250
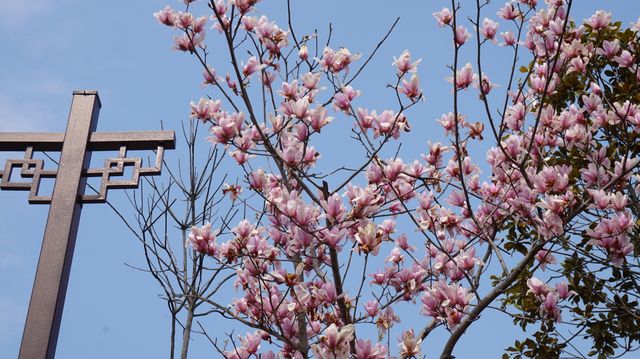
242 56 265 77
433 7 453 27
319 47 361 74
481 18 499 40
497 2 521 20
333 85 361 112
392 50 422 75
454 26 472 46
586 10 611 30
447 63 477 90
152 2 640 357
172 33 205 52
399 74 422 100
187 223 218 256
153 6 176 26
355 339 387 359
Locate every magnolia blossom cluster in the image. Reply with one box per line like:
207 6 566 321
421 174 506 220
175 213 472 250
421 282 473 327
154 5 207 51
431 1 640 269
156 0 640 357
527 277 576 323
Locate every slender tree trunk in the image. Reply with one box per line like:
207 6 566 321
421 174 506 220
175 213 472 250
181 303 195 359
170 313 176 359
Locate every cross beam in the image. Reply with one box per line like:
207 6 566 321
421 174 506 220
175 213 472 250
0 90 175 359
0 130 175 151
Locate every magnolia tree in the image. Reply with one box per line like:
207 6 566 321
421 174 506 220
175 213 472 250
132 0 640 357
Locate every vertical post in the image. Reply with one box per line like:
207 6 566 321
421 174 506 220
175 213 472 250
18 91 101 359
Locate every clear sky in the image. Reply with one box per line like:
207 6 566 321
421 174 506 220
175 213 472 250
1 1 639 358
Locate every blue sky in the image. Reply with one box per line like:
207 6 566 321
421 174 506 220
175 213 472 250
1 1 639 358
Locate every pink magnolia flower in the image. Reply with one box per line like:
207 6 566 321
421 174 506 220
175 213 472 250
172 33 205 52
400 74 422 100
253 16 289 56
319 324 354 354
475 75 498 96
535 249 557 271
568 56 588 74
497 3 520 20
279 80 299 100
447 63 477 90
392 50 422 75
355 222 382 255
202 66 218 85
371 270 388 285
231 0 260 15
298 44 308 60
586 10 611 30
229 150 252 165
387 247 404 264
248 169 266 191
555 282 576 300
504 102 526 131
190 98 221 122
355 339 387 359
241 15 258 31
320 227 346 249
596 39 620 59
212 0 228 16
587 211 634 266
423 142 447 167
614 50 634 68
223 183 242 201
239 331 262 355
421 282 472 327
582 93 602 112
363 300 379 317
396 234 415 252
307 106 333 132
382 159 404 181
153 6 176 26
188 222 218 256
322 193 346 223
526 277 549 297
242 56 265 77
466 121 485 139
433 7 453 27
319 47 361 73
356 108 377 131
529 74 556 95
207 112 244 145
500 31 516 46
399 329 422 358
588 189 610 210
193 16 207 33
333 85 361 112
225 74 238 94
282 97 310 119
481 18 499 40
376 307 401 337
611 192 628 211
541 292 561 322
175 11 194 30
454 26 472 46
447 190 466 207
301 72 322 90
375 110 410 139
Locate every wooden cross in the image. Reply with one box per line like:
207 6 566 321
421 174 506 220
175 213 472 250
0 91 175 359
